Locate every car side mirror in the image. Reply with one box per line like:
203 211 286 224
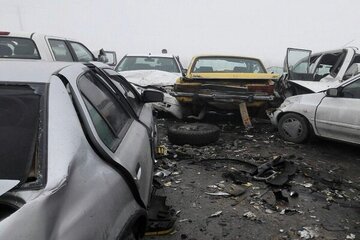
326 88 339 97
97 49 117 66
142 89 164 103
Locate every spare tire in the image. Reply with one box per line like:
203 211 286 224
168 123 220 146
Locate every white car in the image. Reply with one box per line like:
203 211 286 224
0 31 116 65
276 47 360 98
268 76 360 145
115 53 185 119
115 53 184 85
0 61 163 239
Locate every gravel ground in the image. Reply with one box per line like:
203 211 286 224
146 115 359 240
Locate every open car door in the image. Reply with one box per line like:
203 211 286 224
285 48 312 80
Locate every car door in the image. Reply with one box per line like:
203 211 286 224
76 70 153 205
315 78 360 144
285 48 313 80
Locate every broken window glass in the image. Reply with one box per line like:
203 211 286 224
0 84 46 189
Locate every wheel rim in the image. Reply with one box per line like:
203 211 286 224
282 117 303 139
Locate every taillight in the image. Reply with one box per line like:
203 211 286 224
0 31 10 35
248 85 274 94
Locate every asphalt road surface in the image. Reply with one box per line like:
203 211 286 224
147 116 359 240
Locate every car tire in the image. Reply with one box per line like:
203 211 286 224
278 113 309 143
168 123 220 146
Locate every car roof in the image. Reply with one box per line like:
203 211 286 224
125 54 176 58
0 61 79 83
311 47 359 56
0 31 73 41
192 54 263 62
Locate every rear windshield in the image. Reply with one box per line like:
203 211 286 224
116 56 180 73
0 84 46 189
192 57 266 73
0 37 40 59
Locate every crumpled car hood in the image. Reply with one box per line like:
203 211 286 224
119 70 181 86
289 80 340 93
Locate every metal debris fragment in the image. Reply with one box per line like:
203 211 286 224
205 191 231 196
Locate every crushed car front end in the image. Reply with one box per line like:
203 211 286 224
174 55 279 116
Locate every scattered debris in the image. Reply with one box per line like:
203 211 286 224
298 227 319 239
209 211 223 218
164 182 172 187
205 191 230 196
155 169 172 178
299 183 313 188
346 233 356 239
243 211 257 221
280 208 303 215
225 184 247 196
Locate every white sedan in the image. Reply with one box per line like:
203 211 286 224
268 76 360 144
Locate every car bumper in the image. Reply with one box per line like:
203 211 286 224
266 108 282 126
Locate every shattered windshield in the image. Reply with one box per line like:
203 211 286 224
116 56 180 73
0 37 40 59
0 84 46 189
192 56 266 73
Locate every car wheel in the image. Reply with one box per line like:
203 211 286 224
278 113 309 143
168 123 220 146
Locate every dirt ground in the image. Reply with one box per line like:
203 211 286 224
147 115 359 240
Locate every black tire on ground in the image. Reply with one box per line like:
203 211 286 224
168 123 220 146
278 113 309 143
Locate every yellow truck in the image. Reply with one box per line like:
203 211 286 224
174 55 279 118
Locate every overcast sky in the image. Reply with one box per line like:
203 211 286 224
1 0 360 67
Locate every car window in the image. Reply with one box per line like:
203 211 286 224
78 72 132 150
103 69 141 113
0 37 40 59
69 41 94 62
48 39 74 62
116 56 180 73
192 57 266 73
0 83 46 189
341 79 360 99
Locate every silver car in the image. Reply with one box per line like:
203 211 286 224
0 61 163 239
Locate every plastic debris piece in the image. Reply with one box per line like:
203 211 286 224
290 191 299 198
164 182 172 187
243 211 257 221
209 211 222 218
155 169 172 178
265 209 274 214
298 227 319 239
300 183 313 188
346 234 356 240
280 208 303 215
